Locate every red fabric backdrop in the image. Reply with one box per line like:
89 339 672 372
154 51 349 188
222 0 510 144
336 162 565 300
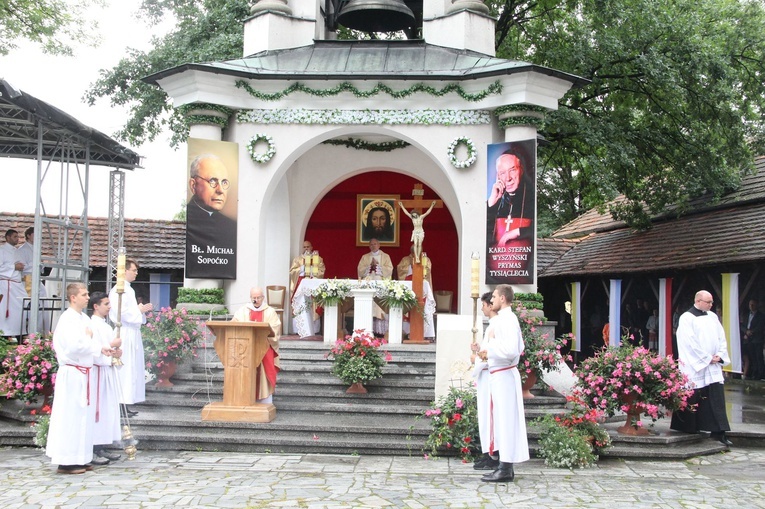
304 171 458 311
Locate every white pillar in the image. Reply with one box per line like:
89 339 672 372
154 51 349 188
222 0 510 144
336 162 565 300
351 288 377 333
323 304 338 345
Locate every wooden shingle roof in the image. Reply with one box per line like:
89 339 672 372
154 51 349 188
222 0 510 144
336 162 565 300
0 212 185 269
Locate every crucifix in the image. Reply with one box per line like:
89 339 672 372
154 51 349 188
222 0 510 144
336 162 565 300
398 183 444 344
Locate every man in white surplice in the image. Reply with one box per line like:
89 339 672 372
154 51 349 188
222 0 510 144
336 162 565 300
108 258 153 414
478 284 529 482
89 291 123 462
46 283 114 474
0 229 27 337
357 238 393 336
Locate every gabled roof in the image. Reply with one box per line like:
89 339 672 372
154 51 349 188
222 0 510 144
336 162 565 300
0 79 141 169
541 157 765 277
144 40 587 85
0 212 185 270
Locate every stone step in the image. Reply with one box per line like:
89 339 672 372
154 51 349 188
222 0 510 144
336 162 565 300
172 371 437 389
190 362 436 377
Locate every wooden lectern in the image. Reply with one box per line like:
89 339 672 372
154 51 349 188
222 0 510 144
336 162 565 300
201 321 277 423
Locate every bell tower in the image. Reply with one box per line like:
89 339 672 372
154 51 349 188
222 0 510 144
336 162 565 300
245 1 495 56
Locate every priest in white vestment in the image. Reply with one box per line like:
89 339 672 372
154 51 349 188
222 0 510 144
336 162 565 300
0 229 27 337
357 238 393 336
478 284 529 482
108 259 152 410
232 287 281 403
670 290 732 446
16 227 50 333
89 291 123 462
46 283 112 474
472 292 499 471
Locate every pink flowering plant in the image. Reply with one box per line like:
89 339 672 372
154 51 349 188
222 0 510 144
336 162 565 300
142 307 202 377
0 333 58 404
325 329 391 385
421 385 479 462
573 344 693 423
517 307 570 382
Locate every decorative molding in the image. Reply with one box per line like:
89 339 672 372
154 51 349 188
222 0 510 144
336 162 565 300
494 104 549 116
448 136 477 169
235 79 502 102
322 138 411 152
237 109 492 125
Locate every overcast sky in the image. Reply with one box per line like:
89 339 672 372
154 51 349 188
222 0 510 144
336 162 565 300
0 1 186 221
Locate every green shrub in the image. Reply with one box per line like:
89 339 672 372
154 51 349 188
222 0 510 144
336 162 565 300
177 288 225 304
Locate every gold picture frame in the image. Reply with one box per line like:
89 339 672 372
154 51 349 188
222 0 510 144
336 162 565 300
356 194 400 247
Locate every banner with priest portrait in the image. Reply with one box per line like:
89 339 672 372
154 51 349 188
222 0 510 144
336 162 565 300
485 140 536 285
186 138 239 279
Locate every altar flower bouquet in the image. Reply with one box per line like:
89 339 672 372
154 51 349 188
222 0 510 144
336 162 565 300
312 279 352 307
572 344 693 421
422 385 480 462
142 307 202 376
0 333 58 404
375 279 420 313
325 329 391 386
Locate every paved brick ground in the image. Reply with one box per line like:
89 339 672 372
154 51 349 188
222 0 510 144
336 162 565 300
0 446 763 508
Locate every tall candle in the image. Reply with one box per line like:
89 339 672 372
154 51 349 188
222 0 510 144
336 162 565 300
312 253 320 267
471 252 480 298
116 249 126 292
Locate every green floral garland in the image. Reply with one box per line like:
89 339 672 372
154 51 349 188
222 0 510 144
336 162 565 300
494 104 549 116
247 133 276 164
235 79 502 102
447 136 477 169
236 108 491 125
498 116 545 130
322 138 410 152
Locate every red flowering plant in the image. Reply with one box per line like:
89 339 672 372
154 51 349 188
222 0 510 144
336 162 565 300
31 404 52 448
142 306 202 377
0 333 58 404
572 344 694 426
516 306 571 382
421 385 480 462
325 329 391 386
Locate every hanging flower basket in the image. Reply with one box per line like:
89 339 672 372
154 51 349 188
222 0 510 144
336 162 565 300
447 136 477 169
247 133 276 164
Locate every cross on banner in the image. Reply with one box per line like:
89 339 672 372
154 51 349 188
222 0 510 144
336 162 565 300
399 183 444 344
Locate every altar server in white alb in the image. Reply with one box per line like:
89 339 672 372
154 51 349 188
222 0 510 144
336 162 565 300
478 284 529 482
109 259 153 415
89 292 123 463
0 229 27 338
46 283 114 474
670 290 733 446
472 292 499 471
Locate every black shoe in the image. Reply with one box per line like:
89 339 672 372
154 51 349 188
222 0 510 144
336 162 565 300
125 407 139 417
481 462 514 483
95 449 121 461
711 432 733 447
89 456 110 466
473 454 500 470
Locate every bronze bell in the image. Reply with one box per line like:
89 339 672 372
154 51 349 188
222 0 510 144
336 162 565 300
337 0 416 33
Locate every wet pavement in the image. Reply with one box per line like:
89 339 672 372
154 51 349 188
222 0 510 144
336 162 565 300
0 446 763 508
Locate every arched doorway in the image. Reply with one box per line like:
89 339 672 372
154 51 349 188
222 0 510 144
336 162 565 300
304 171 458 304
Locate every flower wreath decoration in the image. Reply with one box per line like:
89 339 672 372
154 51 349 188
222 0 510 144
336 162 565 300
247 133 276 164
447 137 477 169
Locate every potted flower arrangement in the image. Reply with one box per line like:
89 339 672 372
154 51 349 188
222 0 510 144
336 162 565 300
142 306 202 388
421 385 480 462
325 329 391 393
534 395 611 468
0 333 58 405
312 279 353 307
572 344 693 435
375 279 420 313
517 306 570 398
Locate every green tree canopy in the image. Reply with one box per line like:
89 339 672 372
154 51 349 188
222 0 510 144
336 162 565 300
87 0 765 229
0 0 99 56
